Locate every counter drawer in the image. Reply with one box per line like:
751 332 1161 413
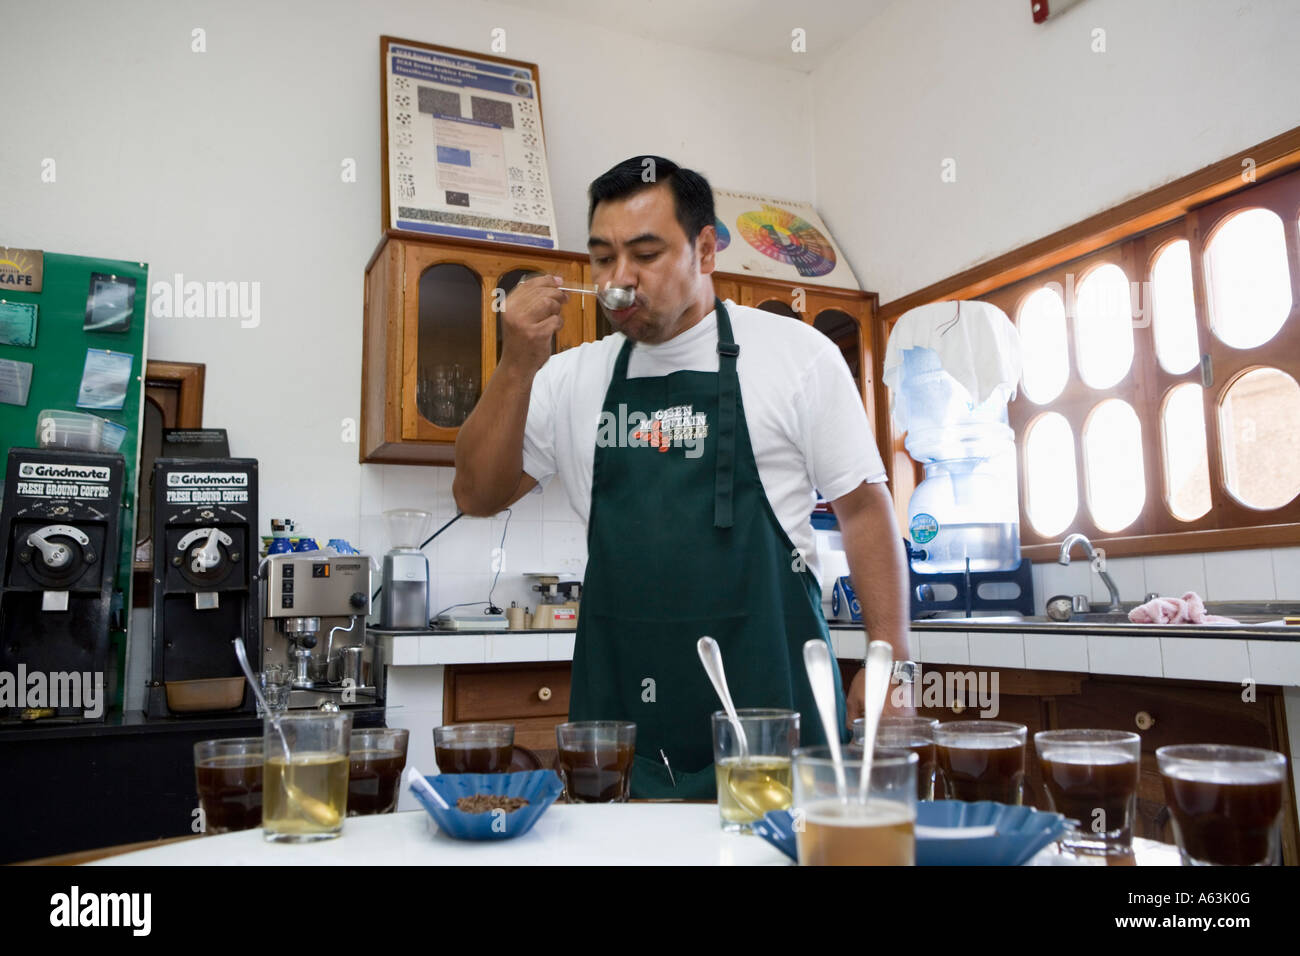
444 663 572 722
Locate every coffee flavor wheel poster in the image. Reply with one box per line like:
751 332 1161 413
711 188 859 290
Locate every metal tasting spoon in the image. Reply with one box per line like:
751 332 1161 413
558 285 637 310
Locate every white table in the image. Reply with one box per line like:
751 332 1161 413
86 803 1178 866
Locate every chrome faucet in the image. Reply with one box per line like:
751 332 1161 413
1058 532 1122 612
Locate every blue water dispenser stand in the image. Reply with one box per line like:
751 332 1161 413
906 539 1035 619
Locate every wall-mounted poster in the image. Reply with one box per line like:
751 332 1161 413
711 188 859 290
381 36 559 250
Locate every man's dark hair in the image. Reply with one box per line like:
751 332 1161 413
587 156 714 243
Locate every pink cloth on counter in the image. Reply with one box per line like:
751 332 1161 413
1127 591 1240 625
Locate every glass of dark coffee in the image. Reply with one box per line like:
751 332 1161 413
1035 729 1140 855
934 720 1027 804
555 721 636 803
433 723 515 774
1157 744 1288 866
348 728 409 815
194 737 263 834
856 716 939 801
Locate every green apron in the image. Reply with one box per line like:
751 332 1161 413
568 298 848 799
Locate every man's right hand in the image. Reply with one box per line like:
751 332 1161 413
500 274 568 374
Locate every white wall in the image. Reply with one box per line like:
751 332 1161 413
811 0 1300 304
0 0 813 667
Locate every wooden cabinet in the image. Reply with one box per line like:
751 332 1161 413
361 234 585 463
361 232 878 463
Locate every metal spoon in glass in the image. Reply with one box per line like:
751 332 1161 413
802 639 849 802
232 636 340 829
696 636 793 817
856 639 895 802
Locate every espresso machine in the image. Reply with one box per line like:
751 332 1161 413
146 458 260 718
0 448 125 720
260 551 380 709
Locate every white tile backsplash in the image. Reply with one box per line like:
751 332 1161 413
380 463 441 516
1142 552 1207 600
1037 560 1093 606
542 475 584 522
1272 547 1300 601
968 631 1025 669
1203 549 1276 602
1024 633 1089 673
1090 555 1145 607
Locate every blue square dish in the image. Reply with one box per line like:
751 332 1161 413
755 801 1072 866
410 770 564 841
915 801 1072 866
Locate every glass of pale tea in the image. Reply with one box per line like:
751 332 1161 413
433 723 515 774
262 711 352 843
934 720 1027 804
347 728 409 815
194 737 263 834
792 745 918 865
712 708 799 831
1157 744 1288 866
856 716 939 801
1034 729 1140 855
555 721 636 803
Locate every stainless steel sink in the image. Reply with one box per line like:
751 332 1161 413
916 602 1300 627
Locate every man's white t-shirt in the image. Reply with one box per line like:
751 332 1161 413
521 300 888 579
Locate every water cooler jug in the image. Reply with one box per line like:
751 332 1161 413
885 302 1023 575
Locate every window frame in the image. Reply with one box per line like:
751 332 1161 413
873 128 1300 560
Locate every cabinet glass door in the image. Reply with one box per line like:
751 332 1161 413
416 262 483 428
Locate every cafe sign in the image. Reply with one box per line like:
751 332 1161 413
0 248 43 293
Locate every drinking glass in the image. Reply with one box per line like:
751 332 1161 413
555 721 636 803
934 720 1027 804
257 664 292 717
1157 744 1287 866
434 723 514 773
194 737 263 834
854 716 939 800
262 712 352 843
792 745 918 865
347 728 410 815
1035 729 1140 855
711 708 798 831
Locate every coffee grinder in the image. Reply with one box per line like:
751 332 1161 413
146 458 259 718
379 509 432 629
0 449 125 720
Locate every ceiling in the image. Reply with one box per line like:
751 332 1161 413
495 0 896 72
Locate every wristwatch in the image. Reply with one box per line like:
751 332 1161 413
891 660 918 684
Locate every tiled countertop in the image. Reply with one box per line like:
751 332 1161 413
378 622 1300 686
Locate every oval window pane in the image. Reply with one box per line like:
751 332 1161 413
1219 367 1300 510
1083 399 1145 532
1074 264 1135 389
1205 208 1292 350
1018 287 1069 404
1025 412 1078 536
1161 384 1211 521
1150 241 1199 375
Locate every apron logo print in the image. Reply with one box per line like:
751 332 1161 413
631 404 708 454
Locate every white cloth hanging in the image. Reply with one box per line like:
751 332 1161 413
882 300 1022 429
